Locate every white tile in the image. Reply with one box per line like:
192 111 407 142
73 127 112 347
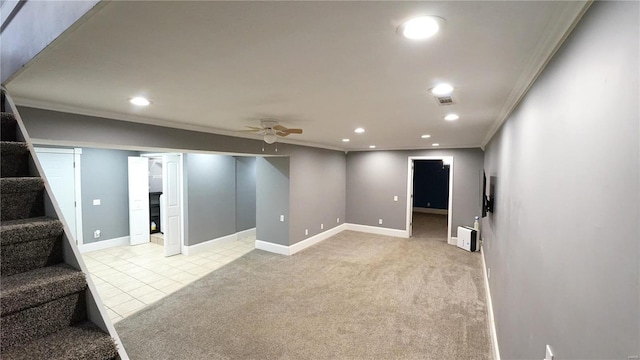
127 285 160 299
102 292 134 308
147 278 180 291
111 298 145 317
169 272 199 284
158 282 185 295
137 290 166 305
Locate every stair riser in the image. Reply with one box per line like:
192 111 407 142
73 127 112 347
1 152 30 177
1 237 64 276
0 291 87 351
1 121 17 142
0 190 45 221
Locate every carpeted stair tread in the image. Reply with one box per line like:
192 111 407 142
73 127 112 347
1 322 118 360
1 291 87 350
0 217 63 246
0 177 45 221
1 141 30 177
1 264 86 316
1 112 17 142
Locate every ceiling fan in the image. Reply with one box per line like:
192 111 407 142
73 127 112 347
242 119 303 144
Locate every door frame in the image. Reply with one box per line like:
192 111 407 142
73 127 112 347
406 156 454 245
141 153 185 256
34 147 84 245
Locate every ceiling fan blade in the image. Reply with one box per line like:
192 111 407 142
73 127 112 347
276 128 303 137
245 126 263 130
273 124 288 131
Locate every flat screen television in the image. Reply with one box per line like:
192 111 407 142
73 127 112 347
482 172 496 216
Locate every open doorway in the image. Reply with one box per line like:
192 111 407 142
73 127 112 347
128 153 184 257
406 156 454 244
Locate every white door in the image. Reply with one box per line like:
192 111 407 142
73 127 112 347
35 148 80 241
128 157 150 246
163 154 182 257
409 160 415 237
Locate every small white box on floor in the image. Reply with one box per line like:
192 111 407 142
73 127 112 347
456 226 478 252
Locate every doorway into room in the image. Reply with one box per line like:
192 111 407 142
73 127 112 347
406 156 453 244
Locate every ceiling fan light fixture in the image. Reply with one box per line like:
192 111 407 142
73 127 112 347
399 16 444 40
264 133 277 144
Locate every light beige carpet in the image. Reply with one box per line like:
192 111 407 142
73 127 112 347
116 230 492 359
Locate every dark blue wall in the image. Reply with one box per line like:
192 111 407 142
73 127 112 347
413 160 449 209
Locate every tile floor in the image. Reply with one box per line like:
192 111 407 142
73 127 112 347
82 235 255 323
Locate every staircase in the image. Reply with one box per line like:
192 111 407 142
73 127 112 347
1 100 120 359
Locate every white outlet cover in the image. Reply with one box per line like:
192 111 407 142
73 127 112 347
337 218 340 223
379 219 383 224
321 224 324 229
93 199 101 206
280 215 284 222
545 345 554 360
94 230 101 238
394 196 398 201
305 229 308 235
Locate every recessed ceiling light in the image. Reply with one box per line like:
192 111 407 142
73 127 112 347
369 145 376 149
430 83 454 95
354 128 365 133
130 96 150 106
399 16 444 40
342 138 350 142
421 134 431 138
432 143 440 147
444 114 459 121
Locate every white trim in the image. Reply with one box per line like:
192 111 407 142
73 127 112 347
236 227 256 240
406 156 454 245
255 224 347 256
345 223 409 238
32 147 77 154
73 148 84 245
79 236 130 253
183 233 237 256
449 236 457 246
481 246 501 360
290 224 346 255
413 207 448 215
255 239 290 256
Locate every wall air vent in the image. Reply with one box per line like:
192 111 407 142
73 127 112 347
434 95 455 105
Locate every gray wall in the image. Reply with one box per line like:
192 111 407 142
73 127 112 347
256 157 290 246
235 156 256 232
1 0 100 83
185 154 236 246
346 148 484 236
482 1 639 358
81 148 139 244
289 146 346 244
19 107 346 248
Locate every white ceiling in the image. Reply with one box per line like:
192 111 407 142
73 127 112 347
7 1 588 151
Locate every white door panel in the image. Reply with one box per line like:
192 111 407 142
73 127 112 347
35 150 77 240
128 157 150 246
163 154 182 257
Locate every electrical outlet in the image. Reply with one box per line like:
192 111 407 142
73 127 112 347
488 268 491 279
378 219 383 225
280 215 284 222
305 229 308 235
93 230 101 238
393 195 398 202
337 217 340 223
545 345 554 360
93 199 101 206
427 202 431 207
321 224 324 230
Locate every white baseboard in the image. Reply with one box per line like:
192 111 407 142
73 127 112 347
413 207 448 215
290 224 346 255
183 233 237 256
236 227 256 239
255 239 290 255
481 246 501 360
79 236 130 253
449 236 458 246
345 223 409 238
255 224 347 256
